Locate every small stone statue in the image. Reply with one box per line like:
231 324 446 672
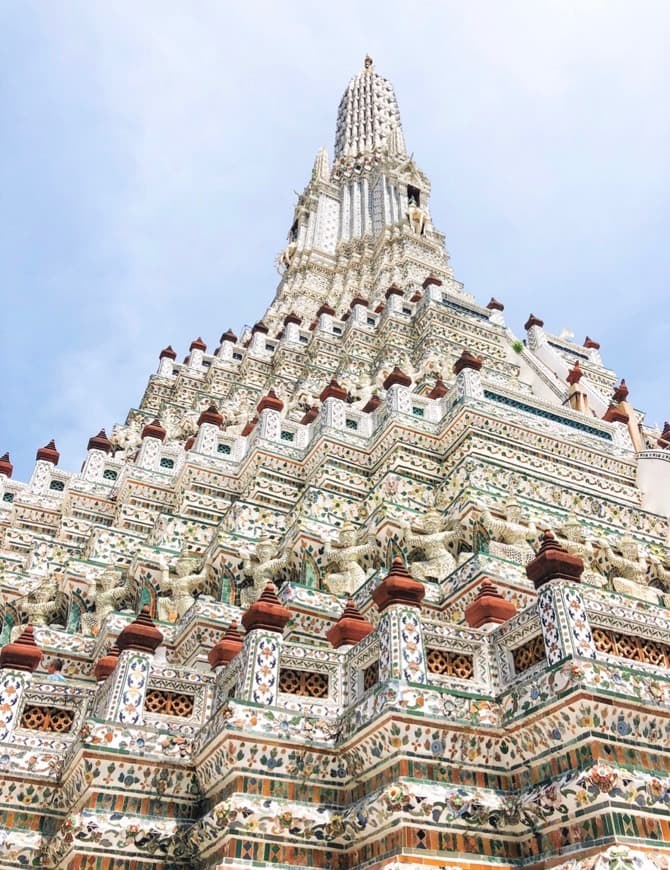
241 537 291 607
92 567 128 624
21 578 59 625
594 536 649 585
554 515 607 588
346 372 377 409
406 197 427 235
322 523 378 596
593 536 658 602
648 555 670 592
477 499 537 564
158 551 214 620
110 422 142 453
276 241 297 273
402 509 459 583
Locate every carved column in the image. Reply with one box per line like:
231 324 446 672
453 350 483 401
372 559 427 684
319 379 347 429
316 302 335 333
250 322 269 354
237 584 291 705
82 430 113 481
157 344 177 376
136 419 166 470
282 313 302 344
194 405 223 455
216 330 238 360
30 440 60 493
383 367 413 415
527 532 594 665
95 609 163 725
0 626 42 741
187 337 206 368
256 390 284 442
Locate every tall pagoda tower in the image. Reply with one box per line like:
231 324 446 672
0 58 669 870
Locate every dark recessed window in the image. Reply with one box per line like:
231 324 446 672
407 184 421 205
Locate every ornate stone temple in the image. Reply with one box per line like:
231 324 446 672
1 57 669 869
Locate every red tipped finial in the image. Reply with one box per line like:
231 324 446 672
612 379 629 404
159 345 177 360
372 558 425 612
94 643 120 682
0 452 13 478
283 313 302 326
383 366 412 389
326 599 374 648
526 530 584 590
300 405 320 424
88 429 112 453
524 314 544 331
566 361 583 385
141 419 166 441
361 395 381 413
465 579 517 628
208 621 244 669
422 275 443 289
116 607 163 654
0 625 43 672
36 440 59 465
320 378 348 402
241 583 291 634
428 379 448 399
198 405 223 428
453 350 482 374
257 390 284 413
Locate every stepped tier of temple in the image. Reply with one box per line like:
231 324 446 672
0 58 669 870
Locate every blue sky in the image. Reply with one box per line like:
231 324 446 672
1 1 669 480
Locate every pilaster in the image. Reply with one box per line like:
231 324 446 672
373 559 427 684
238 583 291 705
97 648 153 725
455 367 484 401
0 669 31 741
236 630 284 705
536 581 596 666
194 422 221 455
136 435 162 470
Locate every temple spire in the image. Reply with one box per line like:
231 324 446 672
334 59 404 160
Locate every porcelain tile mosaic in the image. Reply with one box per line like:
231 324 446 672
0 58 669 869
